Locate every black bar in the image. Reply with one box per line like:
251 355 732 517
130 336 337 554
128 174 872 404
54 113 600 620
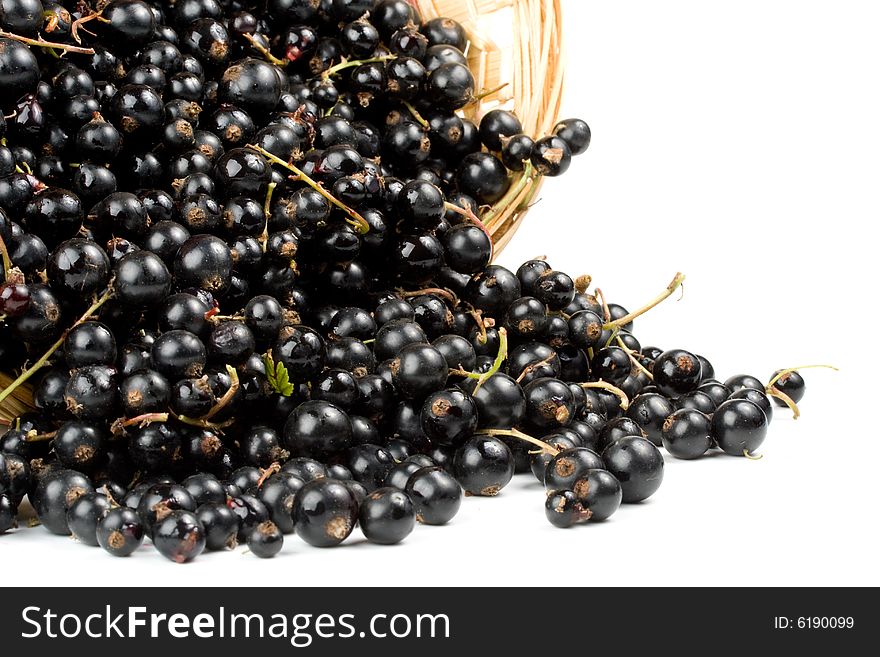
0 587 873 653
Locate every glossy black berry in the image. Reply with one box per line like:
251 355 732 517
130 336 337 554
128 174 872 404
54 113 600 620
572 469 622 521
359 487 415 545
292 478 358 547
152 510 206 563
452 436 514 496
662 409 713 459
247 520 284 558
405 466 461 525
602 436 664 503
97 507 145 557
653 349 703 397
711 399 768 457
66 492 113 547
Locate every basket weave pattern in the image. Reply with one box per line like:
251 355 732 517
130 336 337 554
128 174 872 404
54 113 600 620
414 0 566 252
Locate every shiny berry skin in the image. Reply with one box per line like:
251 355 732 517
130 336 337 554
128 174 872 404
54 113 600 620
258 473 305 534
346 443 395 492
452 436 514 496
0 37 39 98
24 190 84 251
626 393 675 446
97 507 145 557
653 349 703 397
31 468 95 535
54 421 106 472
535 270 576 311
544 447 605 491
218 58 283 113
374 319 427 361
723 374 764 394
545 489 591 528
531 136 572 176
151 330 207 379
64 321 117 368
442 224 492 275
196 502 240 551
456 152 510 204
464 264 521 316
479 109 523 152
567 310 604 350
591 346 632 386
283 400 353 459
391 343 448 400
182 473 227 507
63 365 118 420
393 232 444 283
572 469 622 521
397 179 445 227
274 326 326 380
662 409 713 459
769 370 806 406
227 493 270 539
466 373 525 429
247 520 284 558
711 399 768 457
119 370 171 417
359 487 415 545
676 390 716 415
174 234 234 295
114 251 172 307
292 478 359 547
729 388 773 423
0 451 30 504
47 238 111 295
111 84 165 137
0 283 29 317
136 483 197 536
602 436 664 503
282 457 329 483
553 118 591 155
67 492 113 547
428 62 474 109
0 494 16 533
152 510 206 563
405 466 462 525
421 388 478 446
523 377 575 430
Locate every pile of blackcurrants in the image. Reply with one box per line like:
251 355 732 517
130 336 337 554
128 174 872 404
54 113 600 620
0 0 812 562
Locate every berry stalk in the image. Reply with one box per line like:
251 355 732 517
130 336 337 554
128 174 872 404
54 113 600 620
0 29 97 54
602 272 686 331
0 284 115 408
246 144 370 234
476 428 560 457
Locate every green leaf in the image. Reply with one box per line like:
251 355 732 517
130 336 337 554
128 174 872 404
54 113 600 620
275 361 294 397
263 352 294 396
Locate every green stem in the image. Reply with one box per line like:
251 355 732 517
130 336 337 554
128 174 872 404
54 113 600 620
0 285 115 407
476 428 559 457
0 232 13 277
241 33 287 67
766 365 838 390
322 56 394 80
260 181 277 251
602 273 686 331
246 144 370 234
0 28 96 54
202 366 240 421
482 162 536 228
451 328 508 395
402 101 430 130
579 381 630 411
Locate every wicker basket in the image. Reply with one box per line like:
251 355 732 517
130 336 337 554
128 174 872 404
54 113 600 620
414 0 566 253
0 0 566 424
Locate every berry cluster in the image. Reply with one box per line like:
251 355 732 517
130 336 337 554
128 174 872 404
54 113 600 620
0 0 823 560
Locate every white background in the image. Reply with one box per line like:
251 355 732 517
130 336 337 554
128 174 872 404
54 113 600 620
3 0 879 586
